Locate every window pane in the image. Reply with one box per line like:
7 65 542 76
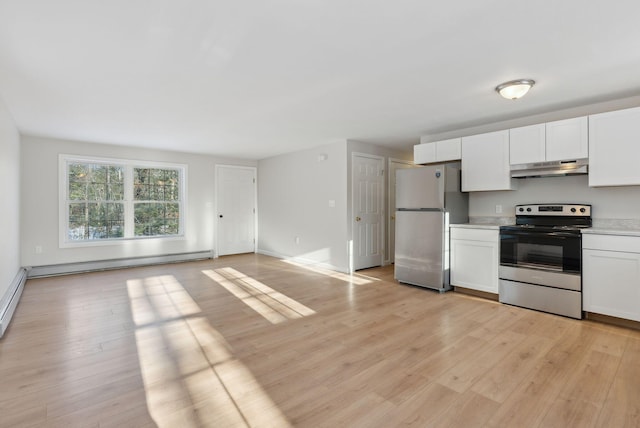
134 202 180 236
134 167 179 201
108 183 124 200
68 202 124 240
69 181 87 200
68 162 124 202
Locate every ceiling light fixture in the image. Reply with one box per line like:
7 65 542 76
495 79 535 100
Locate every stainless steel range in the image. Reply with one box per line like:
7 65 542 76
499 204 592 319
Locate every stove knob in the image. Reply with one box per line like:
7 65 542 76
526 208 532 212
580 207 586 213
518 207 524 212
571 208 577 213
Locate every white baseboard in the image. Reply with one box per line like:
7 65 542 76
0 268 28 338
256 249 348 273
27 250 213 278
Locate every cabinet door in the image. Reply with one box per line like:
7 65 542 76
589 106 640 187
509 124 545 165
461 130 516 191
546 116 588 161
436 138 461 162
583 248 640 321
450 239 499 293
414 143 436 164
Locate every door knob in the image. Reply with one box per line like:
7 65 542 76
355 216 361 222
219 214 223 218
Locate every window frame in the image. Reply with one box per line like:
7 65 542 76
59 154 187 248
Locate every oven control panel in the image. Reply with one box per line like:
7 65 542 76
515 204 591 216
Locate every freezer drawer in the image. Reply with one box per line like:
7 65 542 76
394 210 449 292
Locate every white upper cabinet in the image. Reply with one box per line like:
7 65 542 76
414 142 436 164
435 138 462 161
509 117 588 165
414 138 461 164
545 116 588 161
589 106 640 187
509 124 546 164
461 130 517 191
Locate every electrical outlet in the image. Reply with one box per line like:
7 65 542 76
35 245 43 254
495 205 503 214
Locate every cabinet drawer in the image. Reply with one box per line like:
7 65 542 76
451 227 498 242
582 234 640 253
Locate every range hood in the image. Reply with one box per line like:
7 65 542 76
511 159 588 178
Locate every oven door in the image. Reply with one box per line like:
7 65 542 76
499 228 581 274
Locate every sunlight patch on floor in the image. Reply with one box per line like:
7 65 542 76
281 259 377 285
202 267 316 324
126 275 291 427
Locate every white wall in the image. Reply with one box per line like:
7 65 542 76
257 141 349 272
0 98 21 298
470 175 640 221
257 139 411 272
20 135 256 267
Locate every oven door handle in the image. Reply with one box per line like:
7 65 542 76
547 231 581 238
500 230 579 239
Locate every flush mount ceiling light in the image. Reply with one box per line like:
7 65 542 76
495 79 535 100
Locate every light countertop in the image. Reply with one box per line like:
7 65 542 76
583 218 640 237
582 228 640 237
450 223 502 230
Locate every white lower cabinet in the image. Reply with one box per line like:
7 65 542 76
583 234 640 322
450 227 499 294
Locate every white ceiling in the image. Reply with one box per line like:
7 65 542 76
1 1 640 160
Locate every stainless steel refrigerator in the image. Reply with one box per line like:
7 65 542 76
394 162 468 292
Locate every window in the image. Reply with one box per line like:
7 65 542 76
60 155 186 245
133 168 180 236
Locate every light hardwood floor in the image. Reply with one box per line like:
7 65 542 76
1 253 639 427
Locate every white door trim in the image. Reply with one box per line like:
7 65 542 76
214 164 258 258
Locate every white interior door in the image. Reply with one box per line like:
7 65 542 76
216 165 256 256
352 153 384 271
388 159 416 263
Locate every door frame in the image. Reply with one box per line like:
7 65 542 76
387 157 415 264
350 152 385 272
214 164 258 258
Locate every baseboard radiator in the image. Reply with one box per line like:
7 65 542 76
27 250 214 278
0 268 28 338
